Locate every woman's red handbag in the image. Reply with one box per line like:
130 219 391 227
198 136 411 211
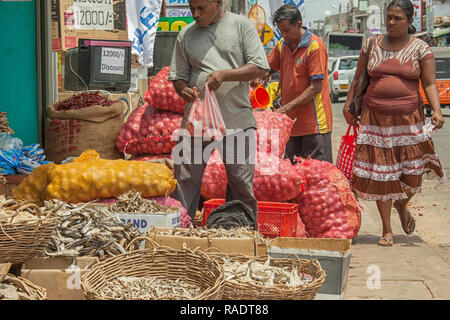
335 125 358 186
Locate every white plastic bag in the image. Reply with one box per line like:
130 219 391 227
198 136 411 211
186 86 226 140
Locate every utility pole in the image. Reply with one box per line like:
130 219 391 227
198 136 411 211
352 0 357 32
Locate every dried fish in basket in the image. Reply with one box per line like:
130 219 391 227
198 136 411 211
1 274 47 300
156 226 259 238
42 200 141 259
81 237 225 300
204 249 326 300
0 196 58 264
108 191 178 215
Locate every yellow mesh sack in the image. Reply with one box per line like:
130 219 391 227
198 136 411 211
43 159 177 203
10 163 56 204
71 149 101 162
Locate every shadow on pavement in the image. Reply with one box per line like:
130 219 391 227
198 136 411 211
352 234 424 247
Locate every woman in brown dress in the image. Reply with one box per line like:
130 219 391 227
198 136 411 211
343 0 446 246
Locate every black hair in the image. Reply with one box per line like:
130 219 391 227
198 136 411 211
273 4 302 25
387 0 416 34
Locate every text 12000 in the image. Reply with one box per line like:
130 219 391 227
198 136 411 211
75 10 113 29
103 49 125 59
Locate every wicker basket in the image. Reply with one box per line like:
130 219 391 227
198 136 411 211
205 249 326 300
0 200 58 264
1 274 47 300
81 238 226 300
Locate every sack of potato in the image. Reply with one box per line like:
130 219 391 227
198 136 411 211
11 150 177 204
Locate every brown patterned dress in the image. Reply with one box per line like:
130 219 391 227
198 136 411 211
352 35 446 201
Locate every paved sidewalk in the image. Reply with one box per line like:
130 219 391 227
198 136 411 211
343 199 450 299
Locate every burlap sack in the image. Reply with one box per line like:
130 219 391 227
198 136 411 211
45 101 126 163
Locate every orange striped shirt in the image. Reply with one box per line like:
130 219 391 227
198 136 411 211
268 28 333 136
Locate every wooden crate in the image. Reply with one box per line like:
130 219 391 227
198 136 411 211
0 174 27 197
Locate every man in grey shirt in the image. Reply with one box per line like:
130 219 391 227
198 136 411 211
168 0 270 226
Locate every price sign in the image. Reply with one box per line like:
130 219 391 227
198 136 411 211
73 0 114 30
100 47 125 75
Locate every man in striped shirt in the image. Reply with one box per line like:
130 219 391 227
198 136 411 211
267 4 333 163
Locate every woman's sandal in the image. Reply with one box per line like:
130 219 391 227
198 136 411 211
378 237 393 247
393 200 416 235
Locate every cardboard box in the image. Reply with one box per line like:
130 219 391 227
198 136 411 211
52 0 61 39
267 237 352 300
147 227 258 256
53 0 128 51
21 256 98 300
129 66 149 94
58 52 65 90
118 210 181 234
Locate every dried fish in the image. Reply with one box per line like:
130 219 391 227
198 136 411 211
41 199 141 259
99 276 202 300
108 191 178 215
158 226 259 239
222 257 312 287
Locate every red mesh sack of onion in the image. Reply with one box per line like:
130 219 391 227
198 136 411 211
200 150 304 202
291 157 362 239
254 111 294 157
144 66 185 114
116 104 181 156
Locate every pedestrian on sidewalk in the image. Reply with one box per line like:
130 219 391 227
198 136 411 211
343 0 446 247
266 4 333 163
168 0 270 222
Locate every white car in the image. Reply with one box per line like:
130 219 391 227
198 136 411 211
328 56 359 103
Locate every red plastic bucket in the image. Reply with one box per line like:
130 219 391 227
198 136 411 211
249 84 270 110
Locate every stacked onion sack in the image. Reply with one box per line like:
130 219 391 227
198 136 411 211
200 110 362 239
201 111 308 237
116 67 190 227
290 158 362 239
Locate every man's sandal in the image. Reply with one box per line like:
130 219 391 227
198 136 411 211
378 237 393 247
393 200 416 235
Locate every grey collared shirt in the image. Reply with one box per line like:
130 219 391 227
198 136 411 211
168 11 270 132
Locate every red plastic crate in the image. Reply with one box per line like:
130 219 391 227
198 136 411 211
202 199 299 238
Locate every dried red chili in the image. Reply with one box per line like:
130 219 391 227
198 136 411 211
53 91 117 111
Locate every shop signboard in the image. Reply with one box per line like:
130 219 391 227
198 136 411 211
166 6 192 17
157 17 194 31
165 0 188 6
